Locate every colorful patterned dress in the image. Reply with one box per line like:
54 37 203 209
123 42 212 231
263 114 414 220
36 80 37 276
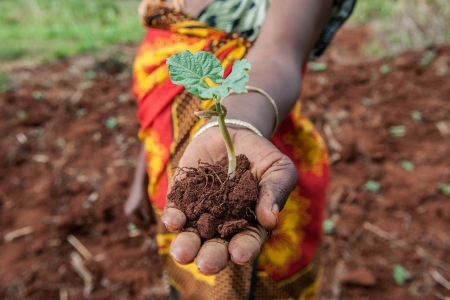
132 1 356 299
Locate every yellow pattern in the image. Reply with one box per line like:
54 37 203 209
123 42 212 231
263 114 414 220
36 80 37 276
282 102 328 176
258 187 311 276
172 257 216 285
298 266 323 300
156 233 177 255
133 35 208 100
140 128 168 200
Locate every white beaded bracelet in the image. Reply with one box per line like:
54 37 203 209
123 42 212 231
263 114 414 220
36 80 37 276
192 119 263 140
230 85 279 137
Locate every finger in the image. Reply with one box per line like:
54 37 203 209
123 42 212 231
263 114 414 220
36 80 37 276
170 230 201 264
256 155 297 230
229 225 268 265
161 207 186 232
196 239 229 275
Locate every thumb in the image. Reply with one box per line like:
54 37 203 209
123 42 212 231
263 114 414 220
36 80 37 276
255 155 298 230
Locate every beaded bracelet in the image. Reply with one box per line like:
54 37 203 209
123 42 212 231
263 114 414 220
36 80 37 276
192 119 263 140
229 85 279 137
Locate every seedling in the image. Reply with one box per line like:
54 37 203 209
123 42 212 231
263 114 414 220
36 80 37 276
437 183 450 195
400 160 415 172
389 125 406 138
104 116 117 129
323 219 335 235
380 64 392 74
167 50 251 175
16 110 28 120
363 180 380 193
411 110 422 122
309 62 327 72
419 50 437 67
392 265 410 285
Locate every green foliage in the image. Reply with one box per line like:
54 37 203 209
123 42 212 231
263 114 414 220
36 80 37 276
363 180 380 193
393 265 409 285
437 183 450 195
380 64 392 74
167 50 250 101
203 60 251 99
349 0 400 24
85 70 97 80
104 117 117 129
0 72 9 92
400 160 415 172
361 97 372 106
308 62 327 72
411 110 422 121
16 110 28 120
32 91 45 100
389 125 406 138
420 50 437 66
0 0 143 62
323 219 335 235
167 51 224 100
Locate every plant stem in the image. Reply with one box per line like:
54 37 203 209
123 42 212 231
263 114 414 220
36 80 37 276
215 102 236 176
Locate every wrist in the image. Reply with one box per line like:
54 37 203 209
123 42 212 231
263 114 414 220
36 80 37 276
220 92 275 139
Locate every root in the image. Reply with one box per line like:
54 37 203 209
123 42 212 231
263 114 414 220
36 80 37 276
246 207 257 220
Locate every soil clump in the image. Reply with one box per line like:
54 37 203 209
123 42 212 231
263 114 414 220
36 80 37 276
168 155 259 240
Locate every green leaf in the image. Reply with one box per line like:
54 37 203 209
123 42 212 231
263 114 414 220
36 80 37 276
419 50 437 66
167 50 224 100
76 108 87 117
364 180 380 193
118 93 129 102
392 265 408 285
380 64 392 74
32 91 45 100
389 125 406 138
104 117 117 129
437 183 450 195
361 97 372 106
200 59 251 99
400 160 415 172
323 219 334 235
16 110 28 120
85 70 97 79
411 110 422 121
309 62 327 72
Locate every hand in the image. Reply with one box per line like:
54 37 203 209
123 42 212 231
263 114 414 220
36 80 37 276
161 126 298 275
124 177 153 229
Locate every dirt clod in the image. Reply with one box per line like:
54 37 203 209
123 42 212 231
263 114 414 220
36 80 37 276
168 155 259 241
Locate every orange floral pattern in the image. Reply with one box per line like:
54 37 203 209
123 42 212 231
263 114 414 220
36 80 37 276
259 187 311 277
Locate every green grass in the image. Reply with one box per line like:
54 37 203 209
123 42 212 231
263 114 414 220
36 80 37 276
0 0 143 62
348 0 400 25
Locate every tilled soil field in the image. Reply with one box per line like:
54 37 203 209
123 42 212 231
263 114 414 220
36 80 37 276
1 27 450 299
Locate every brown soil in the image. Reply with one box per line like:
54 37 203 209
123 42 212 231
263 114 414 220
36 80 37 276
169 155 258 240
1 26 450 299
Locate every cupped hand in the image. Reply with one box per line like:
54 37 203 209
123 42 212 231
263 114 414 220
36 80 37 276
124 180 153 229
161 126 298 275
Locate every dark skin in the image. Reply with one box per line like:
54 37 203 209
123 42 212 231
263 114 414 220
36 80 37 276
125 0 333 275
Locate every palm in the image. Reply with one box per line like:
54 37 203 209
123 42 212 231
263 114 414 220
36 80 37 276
161 127 298 275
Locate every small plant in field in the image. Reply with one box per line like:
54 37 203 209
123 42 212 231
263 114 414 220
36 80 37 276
392 265 410 285
167 50 251 175
363 180 380 193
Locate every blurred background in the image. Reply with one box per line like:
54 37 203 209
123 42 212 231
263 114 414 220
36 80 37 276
0 0 449 299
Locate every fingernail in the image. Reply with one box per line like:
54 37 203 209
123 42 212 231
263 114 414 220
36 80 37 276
272 204 279 227
272 203 279 213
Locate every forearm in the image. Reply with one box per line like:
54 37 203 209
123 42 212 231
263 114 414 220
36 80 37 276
132 144 148 189
222 0 333 138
